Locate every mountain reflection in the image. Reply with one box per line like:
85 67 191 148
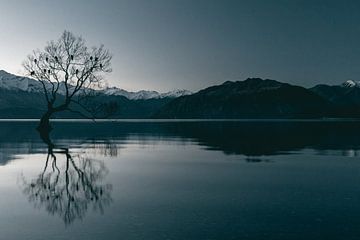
1 120 360 166
21 130 112 225
10 120 360 225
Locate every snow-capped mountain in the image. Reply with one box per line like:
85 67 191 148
342 80 360 88
0 70 76 95
101 87 192 100
160 89 193 98
0 70 42 92
0 70 192 100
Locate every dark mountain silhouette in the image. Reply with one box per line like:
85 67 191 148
65 94 173 119
154 78 331 118
310 84 360 106
0 89 46 118
310 83 360 117
0 88 172 118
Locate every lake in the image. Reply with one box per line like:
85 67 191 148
0 120 360 239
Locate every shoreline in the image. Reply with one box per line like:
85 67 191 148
0 118 360 122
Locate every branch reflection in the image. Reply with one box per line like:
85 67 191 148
21 130 112 225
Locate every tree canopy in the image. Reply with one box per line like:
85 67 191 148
23 31 113 128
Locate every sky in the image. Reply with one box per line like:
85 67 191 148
0 0 359 92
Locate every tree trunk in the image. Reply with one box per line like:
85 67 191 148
37 109 54 133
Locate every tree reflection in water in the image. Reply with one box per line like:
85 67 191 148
21 130 112 225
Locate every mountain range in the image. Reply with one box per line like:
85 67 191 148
0 70 192 100
1 70 360 119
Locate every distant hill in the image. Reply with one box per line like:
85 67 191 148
310 81 360 106
154 78 331 118
309 80 360 117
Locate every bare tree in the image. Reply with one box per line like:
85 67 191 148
23 30 112 131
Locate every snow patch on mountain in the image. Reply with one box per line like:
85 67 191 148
160 89 193 98
102 87 192 100
342 80 360 88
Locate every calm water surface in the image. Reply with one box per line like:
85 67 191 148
0 120 360 240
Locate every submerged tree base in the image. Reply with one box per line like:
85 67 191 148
37 110 53 133
37 122 52 133
37 113 54 149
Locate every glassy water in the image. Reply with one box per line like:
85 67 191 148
1 120 360 239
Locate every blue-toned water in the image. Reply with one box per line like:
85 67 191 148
0 120 360 239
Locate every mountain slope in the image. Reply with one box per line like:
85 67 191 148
0 70 43 92
0 70 192 100
310 83 360 106
154 78 331 118
309 81 360 117
0 88 47 118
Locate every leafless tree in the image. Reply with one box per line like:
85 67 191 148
23 30 113 131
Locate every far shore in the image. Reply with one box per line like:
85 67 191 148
0 118 360 122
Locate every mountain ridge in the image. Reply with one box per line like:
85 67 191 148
154 78 331 118
0 70 192 100
1 70 360 119
102 86 192 100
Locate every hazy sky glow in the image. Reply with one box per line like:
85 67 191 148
0 0 360 91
